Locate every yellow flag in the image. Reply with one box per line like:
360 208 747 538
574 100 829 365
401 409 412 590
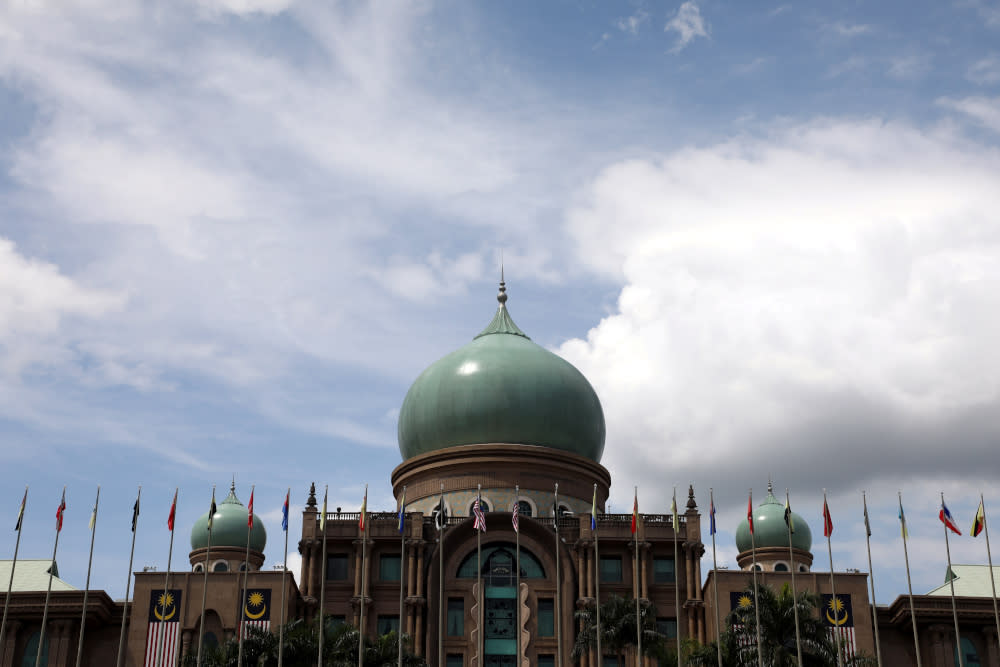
671 488 679 532
320 486 328 531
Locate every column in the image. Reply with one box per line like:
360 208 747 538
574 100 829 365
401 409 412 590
407 542 416 597
354 541 363 597
983 625 998 667
640 543 649 599
416 543 425 598
1 620 20 665
415 607 424 657
181 629 193 660
305 541 316 598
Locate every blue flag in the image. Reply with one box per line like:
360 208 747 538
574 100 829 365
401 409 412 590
398 487 406 534
709 494 717 536
281 490 289 532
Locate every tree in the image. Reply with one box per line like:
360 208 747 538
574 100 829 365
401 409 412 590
181 616 426 667
572 595 667 666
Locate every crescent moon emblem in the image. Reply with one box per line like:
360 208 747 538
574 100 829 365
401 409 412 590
245 604 267 620
826 608 847 626
154 605 176 621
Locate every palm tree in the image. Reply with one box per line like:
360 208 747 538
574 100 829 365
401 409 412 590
573 595 667 666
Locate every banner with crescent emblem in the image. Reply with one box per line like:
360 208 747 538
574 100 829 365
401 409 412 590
144 589 182 667
728 591 756 649
820 593 856 660
242 588 272 635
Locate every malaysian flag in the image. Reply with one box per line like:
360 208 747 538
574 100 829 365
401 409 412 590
144 589 182 667
473 494 487 532
821 593 856 660
241 589 272 635
511 499 519 533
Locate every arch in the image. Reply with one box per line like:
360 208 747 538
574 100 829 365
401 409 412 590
212 560 229 572
798 564 808 573
457 543 545 581
516 499 535 517
957 636 981 666
556 503 573 518
193 562 204 573
21 632 48 667
469 498 492 514
773 562 789 572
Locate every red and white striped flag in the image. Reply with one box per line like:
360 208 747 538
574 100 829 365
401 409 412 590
144 589 182 667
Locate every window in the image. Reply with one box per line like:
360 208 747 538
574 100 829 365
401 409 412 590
653 557 674 583
798 565 808 573
603 657 617 667
657 618 677 639
774 563 789 572
212 561 229 572
380 554 401 581
377 615 399 636
238 562 249 571
599 556 622 583
537 599 554 637
470 499 490 513
538 656 555 667
327 615 346 628
22 632 48 667
517 500 533 517
193 563 204 572
446 655 464 667
447 598 464 636
457 544 545 579
327 555 349 580
203 632 218 648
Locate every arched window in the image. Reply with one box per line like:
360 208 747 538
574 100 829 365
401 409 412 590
193 563 204 573
798 564 808 573
212 561 229 572
517 500 533 517
21 632 48 667
469 499 491 514
457 544 546 582
774 563 789 572
957 637 981 666
750 564 762 572
203 632 219 649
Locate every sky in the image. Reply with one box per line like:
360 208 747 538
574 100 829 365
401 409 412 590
1 0 1000 610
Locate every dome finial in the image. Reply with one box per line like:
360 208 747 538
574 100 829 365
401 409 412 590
498 257 507 305
231 475 236 495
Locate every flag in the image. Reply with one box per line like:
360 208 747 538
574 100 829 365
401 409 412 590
247 487 255 528
939 501 962 535
207 490 217 530
89 500 97 532
512 498 519 533
709 492 716 536
630 490 638 534
972 500 985 537
898 497 908 538
473 492 487 532
434 493 448 531
863 497 871 538
282 490 289 532
397 487 406 534
746 491 754 534
671 488 679 532
15 488 26 531
167 489 177 532
590 486 597 532
784 497 795 534
241 589 272 635
320 487 327 531
56 489 66 533
132 494 140 533
359 485 368 532
823 498 833 538
143 589 182 667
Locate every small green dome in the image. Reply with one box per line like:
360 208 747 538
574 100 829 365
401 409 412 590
398 285 606 462
735 485 812 554
191 485 266 553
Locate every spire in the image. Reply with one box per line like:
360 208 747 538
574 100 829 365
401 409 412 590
686 484 697 510
476 274 528 339
306 482 317 509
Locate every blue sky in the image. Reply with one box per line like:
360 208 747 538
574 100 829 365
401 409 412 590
2 0 1000 608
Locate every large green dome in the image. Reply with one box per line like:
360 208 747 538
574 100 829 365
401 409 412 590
397 285 606 462
735 485 812 554
191 485 267 553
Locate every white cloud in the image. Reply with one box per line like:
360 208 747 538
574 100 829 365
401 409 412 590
938 95 1000 134
825 21 873 37
560 117 1000 503
887 54 930 80
616 10 649 35
967 54 1000 85
665 2 709 53
194 0 294 16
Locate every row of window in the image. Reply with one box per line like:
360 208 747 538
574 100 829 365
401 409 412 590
326 554 677 583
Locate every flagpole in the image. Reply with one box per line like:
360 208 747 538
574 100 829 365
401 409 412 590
38 487 66 667
398 485 406 667
634 486 641 667
75 485 100 667
155 488 178 667
672 487 681 667
862 491 883 667
823 490 843 667
515 484 522 667
359 483 368 667
0 486 27 655
749 489 763 667
238 485 254 667
477 484 483 667
117 486 141 667
279 487 290 667
554 483 563 667
785 489 802 667
197 486 216 666
941 492 964 667
979 493 1000 659
594 482 602 666
709 489 721 667
318 485 328 667
437 483 445 667
899 492 922 667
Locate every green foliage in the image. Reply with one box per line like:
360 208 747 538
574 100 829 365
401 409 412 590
181 616 426 667
572 594 669 666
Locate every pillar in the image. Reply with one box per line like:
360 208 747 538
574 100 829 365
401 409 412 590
1 620 20 665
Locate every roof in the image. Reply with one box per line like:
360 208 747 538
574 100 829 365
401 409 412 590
0 560 76 592
927 564 1000 597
